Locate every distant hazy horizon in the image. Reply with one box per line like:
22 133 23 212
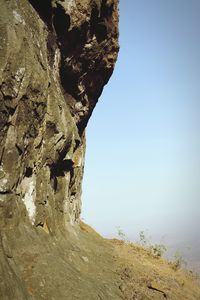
82 0 200 274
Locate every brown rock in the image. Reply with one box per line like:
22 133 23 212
0 0 119 299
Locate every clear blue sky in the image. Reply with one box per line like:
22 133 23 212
82 0 200 247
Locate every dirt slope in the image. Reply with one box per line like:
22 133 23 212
81 222 200 300
1 219 199 299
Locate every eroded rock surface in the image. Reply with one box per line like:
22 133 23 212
0 0 119 299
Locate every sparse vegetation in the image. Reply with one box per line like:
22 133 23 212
116 226 127 241
139 230 149 246
149 243 167 257
172 251 187 270
139 230 166 258
116 227 189 269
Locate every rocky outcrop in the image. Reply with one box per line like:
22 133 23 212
0 0 119 298
0 0 118 227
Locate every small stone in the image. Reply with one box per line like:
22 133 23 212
82 256 89 263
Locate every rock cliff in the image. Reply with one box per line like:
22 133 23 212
0 0 119 299
0 0 119 229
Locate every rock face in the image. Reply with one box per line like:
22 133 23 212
0 0 119 299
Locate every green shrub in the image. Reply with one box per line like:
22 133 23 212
139 230 166 257
172 251 186 270
116 226 126 240
150 244 167 257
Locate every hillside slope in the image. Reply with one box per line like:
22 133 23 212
1 220 199 299
80 222 200 300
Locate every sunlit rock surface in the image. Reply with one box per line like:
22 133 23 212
0 0 119 298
